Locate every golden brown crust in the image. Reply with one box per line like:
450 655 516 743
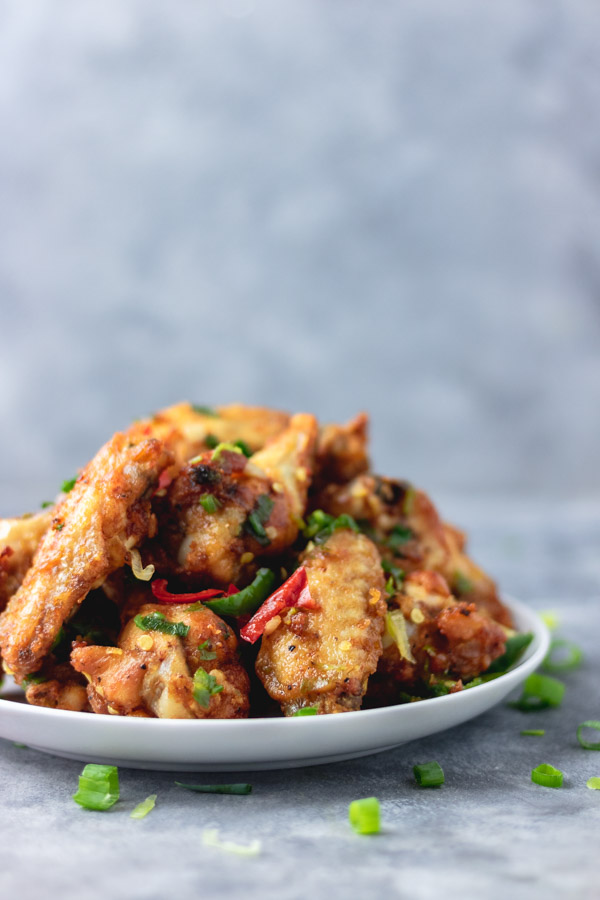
0 511 53 612
314 413 370 489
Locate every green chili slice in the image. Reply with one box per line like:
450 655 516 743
198 568 276 617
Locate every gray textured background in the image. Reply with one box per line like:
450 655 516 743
1 2 599 898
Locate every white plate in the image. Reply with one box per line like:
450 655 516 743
0 597 549 771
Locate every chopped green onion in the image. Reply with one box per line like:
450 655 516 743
540 610 560 631
542 639 583 672
13 742 28 749
204 433 219 449
40 500 53 509
202 828 261 857
211 442 244 462
385 524 413 552
576 721 600 750
402 486 416 516
348 797 381 835
193 667 223 708
73 764 120 810
586 777 600 790
413 761 445 787
303 510 360 545
175 783 252 794
453 572 474 595
509 672 565 711
134 612 189 638
130 794 157 819
192 405 218 417
21 673 47 688
233 439 252 457
61 477 77 493
486 632 533 674
199 568 276 617
292 707 318 717
531 763 563 788
521 729 545 736
385 610 415 663
244 494 274 546
463 673 501 689
198 640 217 660
199 494 221 514
381 559 405 590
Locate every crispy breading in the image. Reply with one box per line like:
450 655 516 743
0 511 52 612
70 602 249 719
255 529 386 715
24 661 90 712
0 434 172 680
314 413 370 489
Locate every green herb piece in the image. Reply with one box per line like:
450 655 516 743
292 707 318 717
51 627 65 652
531 763 563 788
348 797 381 835
192 405 218 417
244 494 275 546
204 433 219 449
576 721 600 750
413 761 445 787
202 828 261 857
385 524 413 552
509 673 565 711
175 782 252 794
543 639 583 673
198 640 217 661
454 572 474 594
303 510 360 545
133 612 190 638
539 610 560 631
486 632 533 674
130 794 157 819
193 668 223 708
73 764 120 810
586 777 600 790
402 486 416 516
40 501 53 509
199 494 221 514
463 673 501 690
211 442 244 462
21 673 47 688
381 559 405 590
61 477 77 493
53 523 64 532
521 729 545 736
233 439 252 457
200 568 276 617
13 743 28 749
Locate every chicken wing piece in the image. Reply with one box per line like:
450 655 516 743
0 511 53 612
127 402 290 467
366 570 506 707
70 602 250 718
255 529 387 715
313 412 370 490
0 434 173 681
24 661 90 712
156 413 318 585
315 474 513 627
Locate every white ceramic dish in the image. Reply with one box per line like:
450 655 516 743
0 597 548 771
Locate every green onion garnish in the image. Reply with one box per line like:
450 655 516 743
211 442 244 462
130 794 157 819
199 568 276 617
576 721 600 750
233 439 252 457
385 524 413 552
381 559 405 590
13 742 28 749
244 494 275 546
73 764 120 811
542 639 583 672
175 783 252 794
198 640 217 660
413 761 445 787
40 500 53 509
453 572 474 594
204 433 219 449
540 610 560 631
509 672 565 711
531 763 563 788
192 405 218 417
133 612 189 638
348 797 381 835
303 510 360 545
21 673 47 688
61 476 77 493
292 707 318 717
193 667 223 708
202 828 261 857
199 494 221 514
485 632 533 674
521 729 545 736
586 777 600 790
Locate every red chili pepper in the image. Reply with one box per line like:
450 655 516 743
151 579 226 604
157 469 174 491
239 566 318 644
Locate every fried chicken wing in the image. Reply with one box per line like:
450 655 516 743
0 511 52 612
24 661 90 712
0 434 172 681
314 412 370 489
70 602 249 718
157 413 318 585
255 529 387 715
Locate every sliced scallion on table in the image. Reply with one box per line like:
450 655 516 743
509 672 565 711
175 783 252 794
348 797 381 835
202 829 261 857
531 763 563 788
586 777 600 790
539 610 560 631
73 764 119 810
130 794 157 819
521 729 545 737
413 761 445 787
542 639 583 672
576 721 600 750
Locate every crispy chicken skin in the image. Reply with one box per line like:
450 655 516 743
0 511 53 612
366 571 506 706
314 413 370 490
0 435 173 681
71 602 249 719
24 661 90 712
256 529 387 715
157 414 318 585
315 474 513 627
